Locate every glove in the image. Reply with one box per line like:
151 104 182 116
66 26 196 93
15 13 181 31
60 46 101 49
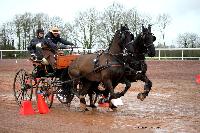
59 44 68 49
31 53 35 57
30 53 37 61
36 43 42 48
41 58 49 65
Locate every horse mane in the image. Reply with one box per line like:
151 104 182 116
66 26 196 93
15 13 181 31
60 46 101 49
108 35 115 48
108 30 120 50
133 25 149 43
108 25 129 49
132 32 142 47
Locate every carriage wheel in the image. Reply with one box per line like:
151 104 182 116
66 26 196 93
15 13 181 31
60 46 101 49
55 68 75 105
13 69 33 106
35 77 54 108
52 77 74 104
55 83 74 104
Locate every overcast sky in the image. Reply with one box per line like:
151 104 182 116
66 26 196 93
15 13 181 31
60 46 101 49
0 0 200 46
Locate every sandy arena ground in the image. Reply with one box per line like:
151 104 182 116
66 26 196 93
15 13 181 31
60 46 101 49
0 59 200 133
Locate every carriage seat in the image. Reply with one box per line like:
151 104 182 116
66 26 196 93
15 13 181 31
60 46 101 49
56 54 79 69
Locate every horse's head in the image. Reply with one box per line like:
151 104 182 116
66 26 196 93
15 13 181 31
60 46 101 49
132 24 156 57
109 24 134 54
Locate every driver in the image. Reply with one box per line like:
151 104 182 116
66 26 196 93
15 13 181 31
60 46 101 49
27 29 57 69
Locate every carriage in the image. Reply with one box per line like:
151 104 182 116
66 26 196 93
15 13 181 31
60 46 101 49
13 48 80 108
13 24 156 111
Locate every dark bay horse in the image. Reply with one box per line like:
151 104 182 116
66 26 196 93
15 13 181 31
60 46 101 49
89 25 156 108
68 25 134 111
116 24 156 101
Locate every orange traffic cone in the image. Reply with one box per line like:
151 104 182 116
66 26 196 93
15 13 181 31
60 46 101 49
37 94 50 114
19 100 35 115
98 95 109 107
196 74 200 84
98 102 110 107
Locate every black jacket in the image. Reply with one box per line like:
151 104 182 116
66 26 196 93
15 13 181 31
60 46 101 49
45 32 73 46
27 37 57 54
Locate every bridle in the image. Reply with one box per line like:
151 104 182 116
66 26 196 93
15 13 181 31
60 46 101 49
141 32 154 48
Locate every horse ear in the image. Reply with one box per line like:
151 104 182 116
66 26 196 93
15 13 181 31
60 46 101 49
125 24 128 29
148 24 152 32
142 24 145 32
153 36 156 41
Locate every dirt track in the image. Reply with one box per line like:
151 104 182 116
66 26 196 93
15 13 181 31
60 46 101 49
0 59 200 133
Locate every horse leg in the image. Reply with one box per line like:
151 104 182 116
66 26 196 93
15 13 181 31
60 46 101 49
88 91 94 107
116 78 131 98
107 81 122 110
88 90 97 108
137 75 152 101
102 79 118 109
92 93 98 107
87 82 100 108
103 79 116 98
79 79 91 112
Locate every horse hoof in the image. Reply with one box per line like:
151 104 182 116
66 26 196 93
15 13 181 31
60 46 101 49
85 108 89 111
109 104 117 112
89 104 97 108
79 103 89 112
110 103 118 109
137 93 146 101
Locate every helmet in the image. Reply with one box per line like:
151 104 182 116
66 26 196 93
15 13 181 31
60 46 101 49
36 29 44 35
50 27 60 34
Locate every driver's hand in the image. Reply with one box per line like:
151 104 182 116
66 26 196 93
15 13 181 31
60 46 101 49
70 42 74 46
36 43 42 48
59 44 68 49
31 53 35 57
30 53 37 61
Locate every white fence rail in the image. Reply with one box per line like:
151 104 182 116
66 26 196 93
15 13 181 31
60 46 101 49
1 48 200 60
154 48 200 60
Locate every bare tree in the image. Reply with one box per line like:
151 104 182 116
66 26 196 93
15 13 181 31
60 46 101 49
156 13 171 46
14 15 23 50
125 8 152 36
32 13 50 37
0 2 158 50
177 32 200 48
20 12 32 50
98 2 125 48
74 8 100 49
125 9 140 36
0 22 15 49
99 3 152 48
188 33 199 48
0 24 7 46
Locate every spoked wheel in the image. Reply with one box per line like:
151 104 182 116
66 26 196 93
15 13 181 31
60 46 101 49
52 77 74 105
55 68 74 105
13 69 33 106
35 77 54 108
55 83 74 105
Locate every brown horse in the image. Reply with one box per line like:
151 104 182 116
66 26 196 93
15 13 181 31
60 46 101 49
68 25 134 111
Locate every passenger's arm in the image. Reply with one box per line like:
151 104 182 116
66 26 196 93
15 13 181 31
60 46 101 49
59 37 74 46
